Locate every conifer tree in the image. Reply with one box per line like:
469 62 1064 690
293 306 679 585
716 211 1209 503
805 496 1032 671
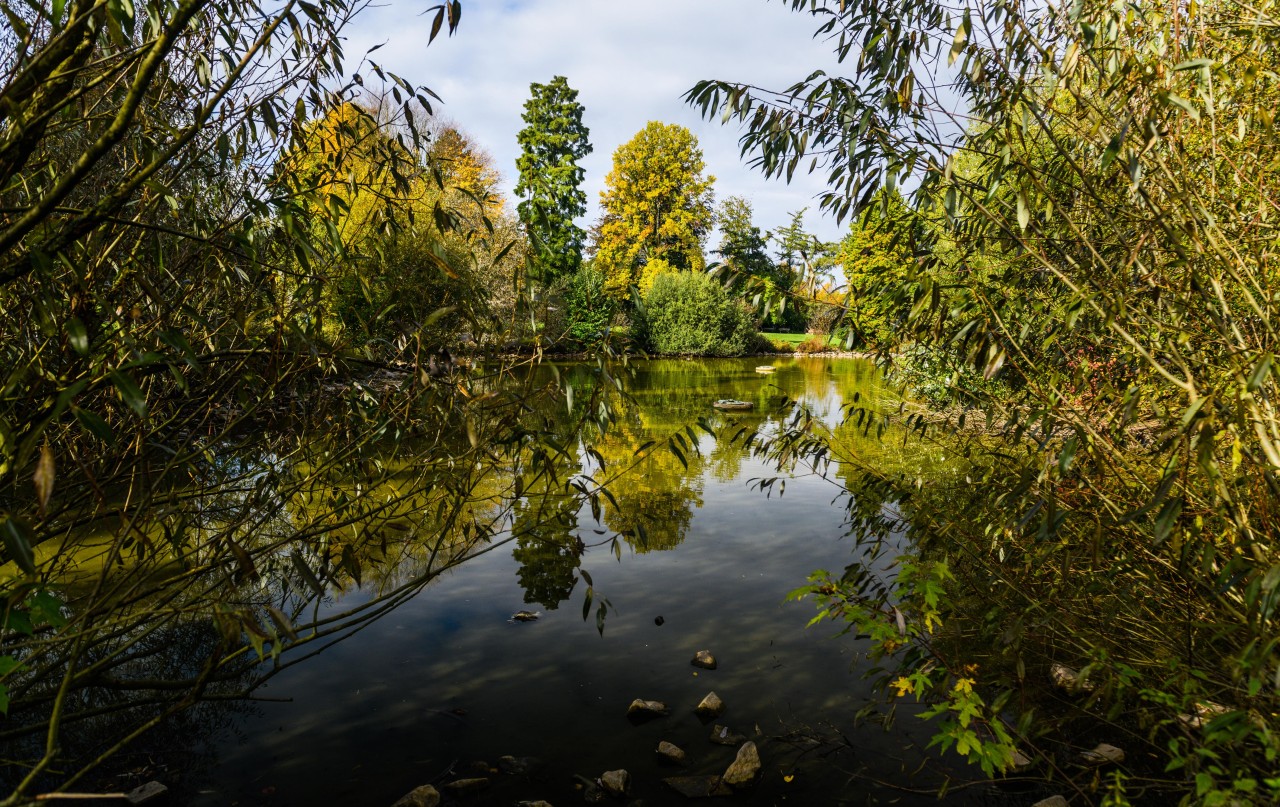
514 76 592 285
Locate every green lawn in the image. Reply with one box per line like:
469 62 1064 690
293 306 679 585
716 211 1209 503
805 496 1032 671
759 332 837 346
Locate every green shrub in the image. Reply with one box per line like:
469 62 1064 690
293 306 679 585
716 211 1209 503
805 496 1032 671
634 271 758 356
560 265 615 344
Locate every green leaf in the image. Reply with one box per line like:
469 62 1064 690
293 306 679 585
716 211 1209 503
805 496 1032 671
1016 191 1030 231
66 317 88 354
1 516 37 575
1100 132 1123 173
291 551 326 597
1154 496 1184 544
109 370 147 417
1174 58 1214 71
28 591 67 628
1059 435 1078 474
1246 353 1273 392
73 407 115 445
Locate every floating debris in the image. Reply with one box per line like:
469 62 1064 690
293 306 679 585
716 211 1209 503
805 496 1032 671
509 610 541 623
711 400 753 411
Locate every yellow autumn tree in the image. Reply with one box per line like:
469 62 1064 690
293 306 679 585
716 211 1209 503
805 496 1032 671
278 102 522 344
591 122 715 300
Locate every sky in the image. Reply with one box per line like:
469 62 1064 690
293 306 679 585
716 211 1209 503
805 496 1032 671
343 0 853 246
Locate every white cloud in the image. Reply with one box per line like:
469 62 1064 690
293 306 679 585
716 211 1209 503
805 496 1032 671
343 0 853 245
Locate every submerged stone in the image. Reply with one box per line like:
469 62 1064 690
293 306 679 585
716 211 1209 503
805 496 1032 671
709 724 747 746
391 785 441 807
691 650 718 670
656 741 688 766
443 778 489 796
662 775 732 798
722 742 761 789
601 769 631 797
696 692 724 718
627 699 670 719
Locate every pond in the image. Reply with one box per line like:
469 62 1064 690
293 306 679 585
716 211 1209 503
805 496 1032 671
179 357 999 806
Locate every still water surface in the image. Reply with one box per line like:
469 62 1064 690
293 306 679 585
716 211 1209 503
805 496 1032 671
190 358 985 806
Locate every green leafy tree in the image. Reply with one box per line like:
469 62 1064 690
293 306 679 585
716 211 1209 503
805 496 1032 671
515 76 592 286
690 0 1280 798
833 189 913 347
591 122 715 299
716 196 805 331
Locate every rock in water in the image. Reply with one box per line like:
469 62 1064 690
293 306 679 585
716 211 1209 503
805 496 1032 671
696 691 725 718
662 776 732 798
510 610 540 622
1078 743 1125 767
1010 749 1034 773
691 650 717 670
601 770 631 797
124 783 168 805
722 742 761 789
627 699 670 719
655 741 688 766
498 755 544 775
391 785 441 807
443 778 489 796
1031 798 1069 807
709 724 747 746
1049 663 1094 693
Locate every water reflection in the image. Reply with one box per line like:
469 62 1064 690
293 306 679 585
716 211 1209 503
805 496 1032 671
161 357 992 806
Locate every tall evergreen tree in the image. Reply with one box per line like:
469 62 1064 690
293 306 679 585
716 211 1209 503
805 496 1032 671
514 76 592 285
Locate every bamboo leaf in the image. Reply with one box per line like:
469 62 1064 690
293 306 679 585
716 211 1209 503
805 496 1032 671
33 445 54 518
